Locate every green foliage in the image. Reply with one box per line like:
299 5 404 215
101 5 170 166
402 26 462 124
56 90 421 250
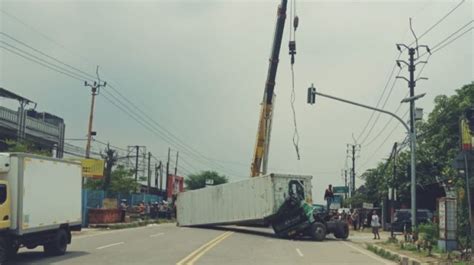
360 83 473 242
418 223 438 246
366 244 401 262
84 165 138 194
184 171 228 190
5 139 52 156
343 189 368 208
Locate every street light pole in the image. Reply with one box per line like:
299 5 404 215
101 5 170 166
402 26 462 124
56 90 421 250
307 86 421 228
307 86 410 132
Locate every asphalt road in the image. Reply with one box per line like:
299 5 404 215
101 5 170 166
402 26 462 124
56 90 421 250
8 224 395 265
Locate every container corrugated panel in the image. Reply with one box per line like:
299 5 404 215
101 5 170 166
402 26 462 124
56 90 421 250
177 173 312 227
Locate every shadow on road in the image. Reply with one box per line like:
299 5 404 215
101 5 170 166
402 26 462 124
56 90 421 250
7 251 89 265
192 225 342 242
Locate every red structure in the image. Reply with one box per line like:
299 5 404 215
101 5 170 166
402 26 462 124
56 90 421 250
167 175 184 199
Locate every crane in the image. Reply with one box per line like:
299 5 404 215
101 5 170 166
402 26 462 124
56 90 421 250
251 0 290 177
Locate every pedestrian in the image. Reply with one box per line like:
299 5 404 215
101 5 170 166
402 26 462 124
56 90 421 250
341 210 347 221
371 210 381 239
119 199 128 222
351 210 359 230
324 184 334 212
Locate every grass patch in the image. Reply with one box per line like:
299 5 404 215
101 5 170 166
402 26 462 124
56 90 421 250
366 244 401 262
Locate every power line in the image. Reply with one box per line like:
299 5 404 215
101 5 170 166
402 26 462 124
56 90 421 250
0 32 97 80
356 0 467 144
356 62 400 142
1 28 236 176
432 26 472 54
0 44 86 82
359 67 403 145
414 0 466 42
359 110 409 170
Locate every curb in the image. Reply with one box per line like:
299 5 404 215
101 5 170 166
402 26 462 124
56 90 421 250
366 244 429 265
88 219 175 229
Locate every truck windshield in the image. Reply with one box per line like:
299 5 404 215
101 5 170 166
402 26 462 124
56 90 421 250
288 180 305 201
0 184 6 204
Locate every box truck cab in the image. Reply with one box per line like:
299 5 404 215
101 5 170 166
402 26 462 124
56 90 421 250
0 153 82 263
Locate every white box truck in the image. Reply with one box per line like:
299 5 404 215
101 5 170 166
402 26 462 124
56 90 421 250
0 153 82 262
177 173 348 241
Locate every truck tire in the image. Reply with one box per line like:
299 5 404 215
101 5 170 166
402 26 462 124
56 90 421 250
7 243 19 259
334 222 349 240
0 237 8 263
308 222 326 241
44 229 68 256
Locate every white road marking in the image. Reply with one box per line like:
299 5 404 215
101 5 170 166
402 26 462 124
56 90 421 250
296 248 304 257
96 242 124 250
341 241 395 265
150 232 165 237
74 223 175 240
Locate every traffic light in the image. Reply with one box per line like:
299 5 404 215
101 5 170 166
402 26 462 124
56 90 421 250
307 84 316 105
465 107 474 132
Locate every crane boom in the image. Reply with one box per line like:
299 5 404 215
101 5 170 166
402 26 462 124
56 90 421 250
251 0 288 177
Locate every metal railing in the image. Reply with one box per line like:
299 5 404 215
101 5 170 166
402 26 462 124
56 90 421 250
0 106 60 137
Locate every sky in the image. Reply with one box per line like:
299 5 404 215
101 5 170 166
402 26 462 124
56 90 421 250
0 0 472 203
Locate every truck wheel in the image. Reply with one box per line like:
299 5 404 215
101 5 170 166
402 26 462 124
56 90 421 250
0 237 8 263
334 222 349 239
7 242 19 259
44 229 68 256
309 222 326 241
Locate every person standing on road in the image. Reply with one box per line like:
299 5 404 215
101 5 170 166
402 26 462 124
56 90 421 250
120 199 128 222
324 185 334 212
371 210 381 239
351 210 359 230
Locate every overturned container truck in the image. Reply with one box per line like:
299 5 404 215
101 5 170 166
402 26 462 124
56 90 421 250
176 173 348 241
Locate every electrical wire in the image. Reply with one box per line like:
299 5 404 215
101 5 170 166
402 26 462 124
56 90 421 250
359 110 409 170
0 45 87 83
431 26 472 54
288 0 300 160
412 0 466 43
0 33 237 177
359 67 403 146
0 32 96 80
356 0 467 144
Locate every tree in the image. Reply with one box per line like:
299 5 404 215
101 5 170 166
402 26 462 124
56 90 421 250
185 171 228 190
362 83 474 202
361 82 473 245
101 145 118 191
5 139 51 156
84 165 138 194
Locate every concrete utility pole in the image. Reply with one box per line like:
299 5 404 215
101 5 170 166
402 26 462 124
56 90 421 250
352 145 356 195
159 161 163 192
344 169 348 199
346 144 360 196
174 151 179 176
84 66 106 158
395 38 430 229
154 163 159 188
134 145 139 182
165 148 170 199
147 152 151 194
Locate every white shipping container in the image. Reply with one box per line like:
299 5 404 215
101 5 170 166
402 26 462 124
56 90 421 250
177 173 312 226
0 153 82 235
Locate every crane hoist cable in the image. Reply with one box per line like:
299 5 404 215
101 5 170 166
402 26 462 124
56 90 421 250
289 0 300 160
